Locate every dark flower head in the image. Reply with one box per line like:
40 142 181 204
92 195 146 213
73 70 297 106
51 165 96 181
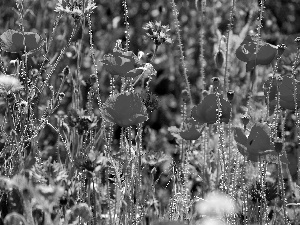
191 94 231 125
168 117 205 141
101 46 144 78
0 29 44 54
233 123 276 162
101 91 148 127
235 34 277 72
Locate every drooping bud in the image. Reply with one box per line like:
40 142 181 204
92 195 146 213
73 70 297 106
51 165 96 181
214 50 224 68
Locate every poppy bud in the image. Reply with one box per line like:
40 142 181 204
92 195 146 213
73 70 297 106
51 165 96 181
63 66 70 77
29 68 39 78
241 114 250 129
214 50 224 68
202 90 208 98
58 92 65 101
227 90 234 102
276 75 283 87
181 89 190 103
276 44 286 58
89 74 97 84
212 77 220 90
274 140 283 153
294 37 300 49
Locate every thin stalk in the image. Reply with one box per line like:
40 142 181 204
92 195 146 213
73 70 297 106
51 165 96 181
170 0 193 106
223 0 236 96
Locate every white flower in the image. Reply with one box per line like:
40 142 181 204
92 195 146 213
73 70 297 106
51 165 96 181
195 191 236 218
54 0 97 17
0 74 23 94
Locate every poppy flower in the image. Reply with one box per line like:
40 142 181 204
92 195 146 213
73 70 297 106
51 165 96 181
233 123 276 162
0 29 44 54
191 94 231 125
101 48 144 78
235 34 277 72
263 75 300 115
168 117 205 141
101 91 148 127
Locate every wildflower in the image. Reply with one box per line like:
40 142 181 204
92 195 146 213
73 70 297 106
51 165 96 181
233 123 277 162
0 73 23 94
54 0 97 19
235 34 277 72
195 191 236 218
0 29 44 54
191 93 231 125
101 44 144 78
263 75 300 115
168 117 205 140
143 21 172 45
101 91 148 127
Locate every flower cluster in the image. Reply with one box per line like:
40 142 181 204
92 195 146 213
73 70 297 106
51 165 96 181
54 0 97 19
143 21 172 46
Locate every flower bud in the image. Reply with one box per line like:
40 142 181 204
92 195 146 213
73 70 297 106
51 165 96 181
241 114 250 129
181 89 190 103
227 90 234 102
58 92 65 101
212 77 221 91
202 90 208 98
294 37 300 49
274 140 283 153
215 50 224 68
277 44 286 58
89 74 97 85
29 68 39 78
63 66 70 77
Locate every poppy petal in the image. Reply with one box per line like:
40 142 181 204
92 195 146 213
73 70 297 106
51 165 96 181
247 123 274 155
235 35 257 62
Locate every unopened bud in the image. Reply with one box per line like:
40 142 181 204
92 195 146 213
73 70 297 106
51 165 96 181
58 92 65 101
89 74 97 84
202 90 208 98
294 37 300 48
63 66 70 77
227 90 234 102
214 50 224 68
241 114 250 129
274 140 283 153
277 44 286 58
181 89 190 103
